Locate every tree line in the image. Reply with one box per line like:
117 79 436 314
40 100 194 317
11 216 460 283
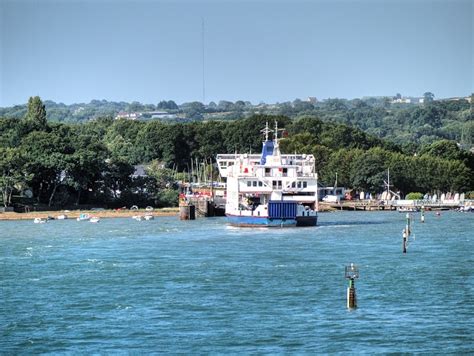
0 97 473 209
1 94 471 148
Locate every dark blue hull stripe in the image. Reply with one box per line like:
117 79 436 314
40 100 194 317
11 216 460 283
226 214 317 227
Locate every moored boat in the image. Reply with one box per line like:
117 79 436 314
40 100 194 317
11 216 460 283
33 217 47 224
89 217 100 223
217 122 318 227
77 213 90 221
397 206 419 213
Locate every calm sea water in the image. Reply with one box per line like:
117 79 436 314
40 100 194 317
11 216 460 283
1 211 473 354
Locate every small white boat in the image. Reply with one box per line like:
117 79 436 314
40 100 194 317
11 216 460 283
77 213 90 221
397 207 419 213
33 217 47 224
132 215 143 221
459 205 473 213
56 214 68 220
144 214 154 221
89 217 100 223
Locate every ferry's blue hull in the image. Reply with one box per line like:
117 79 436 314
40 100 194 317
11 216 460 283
226 214 317 227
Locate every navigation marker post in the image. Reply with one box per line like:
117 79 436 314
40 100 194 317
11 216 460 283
402 228 408 253
345 263 359 309
421 206 425 223
402 213 412 253
406 213 411 237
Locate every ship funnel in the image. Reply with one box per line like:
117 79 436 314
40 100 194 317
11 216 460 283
260 140 274 165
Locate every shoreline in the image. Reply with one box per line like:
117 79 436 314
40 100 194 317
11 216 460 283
0 205 461 221
0 208 179 221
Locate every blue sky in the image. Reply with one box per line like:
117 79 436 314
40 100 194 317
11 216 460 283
0 0 472 106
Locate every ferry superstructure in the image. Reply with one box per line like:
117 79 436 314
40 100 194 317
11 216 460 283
216 122 318 227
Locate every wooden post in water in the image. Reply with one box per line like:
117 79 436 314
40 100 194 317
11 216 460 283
421 206 425 223
345 263 359 309
179 191 196 220
179 205 195 220
405 213 411 236
347 278 357 308
402 228 407 253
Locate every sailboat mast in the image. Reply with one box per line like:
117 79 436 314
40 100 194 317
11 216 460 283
387 168 390 194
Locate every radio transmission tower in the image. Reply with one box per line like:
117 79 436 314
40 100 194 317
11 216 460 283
201 18 206 104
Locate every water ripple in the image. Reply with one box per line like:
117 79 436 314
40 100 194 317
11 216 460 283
1 213 473 353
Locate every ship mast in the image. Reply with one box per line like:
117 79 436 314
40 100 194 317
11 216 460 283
260 121 270 142
273 121 281 157
274 121 278 144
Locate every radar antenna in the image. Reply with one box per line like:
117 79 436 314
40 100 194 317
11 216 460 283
260 121 271 142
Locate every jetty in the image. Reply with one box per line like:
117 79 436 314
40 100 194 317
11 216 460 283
321 199 465 211
184 194 225 217
179 184 226 217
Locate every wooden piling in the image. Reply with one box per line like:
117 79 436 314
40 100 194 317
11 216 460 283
347 279 357 309
406 213 411 236
402 229 407 253
179 205 195 220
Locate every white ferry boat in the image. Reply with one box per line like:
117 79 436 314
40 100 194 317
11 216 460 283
216 122 318 227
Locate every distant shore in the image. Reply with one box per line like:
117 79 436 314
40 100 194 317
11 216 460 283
4 203 457 221
0 208 180 221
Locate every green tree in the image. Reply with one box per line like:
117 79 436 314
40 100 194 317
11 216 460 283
135 121 166 162
387 153 412 195
420 140 468 162
24 96 48 131
20 131 67 205
406 192 423 200
0 117 23 147
102 159 134 200
423 92 435 103
145 161 179 207
146 161 177 189
350 148 390 194
104 119 143 163
127 101 145 112
193 121 227 159
322 149 363 188
157 100 178 110
280 132 318 153
287 116 323 141
67 141 108 205
182 101 205 119
0 147 30 207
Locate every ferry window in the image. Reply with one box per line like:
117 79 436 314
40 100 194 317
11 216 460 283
247 181 251 187
265 168 271 176
278 181 282 189
258 181 263 187
228 162 234 166
283 168 288 176
253 181 257 187
297 181 302 188
221 162 227 167
272 181 277 188
292 182 296 188
303 181 307 188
